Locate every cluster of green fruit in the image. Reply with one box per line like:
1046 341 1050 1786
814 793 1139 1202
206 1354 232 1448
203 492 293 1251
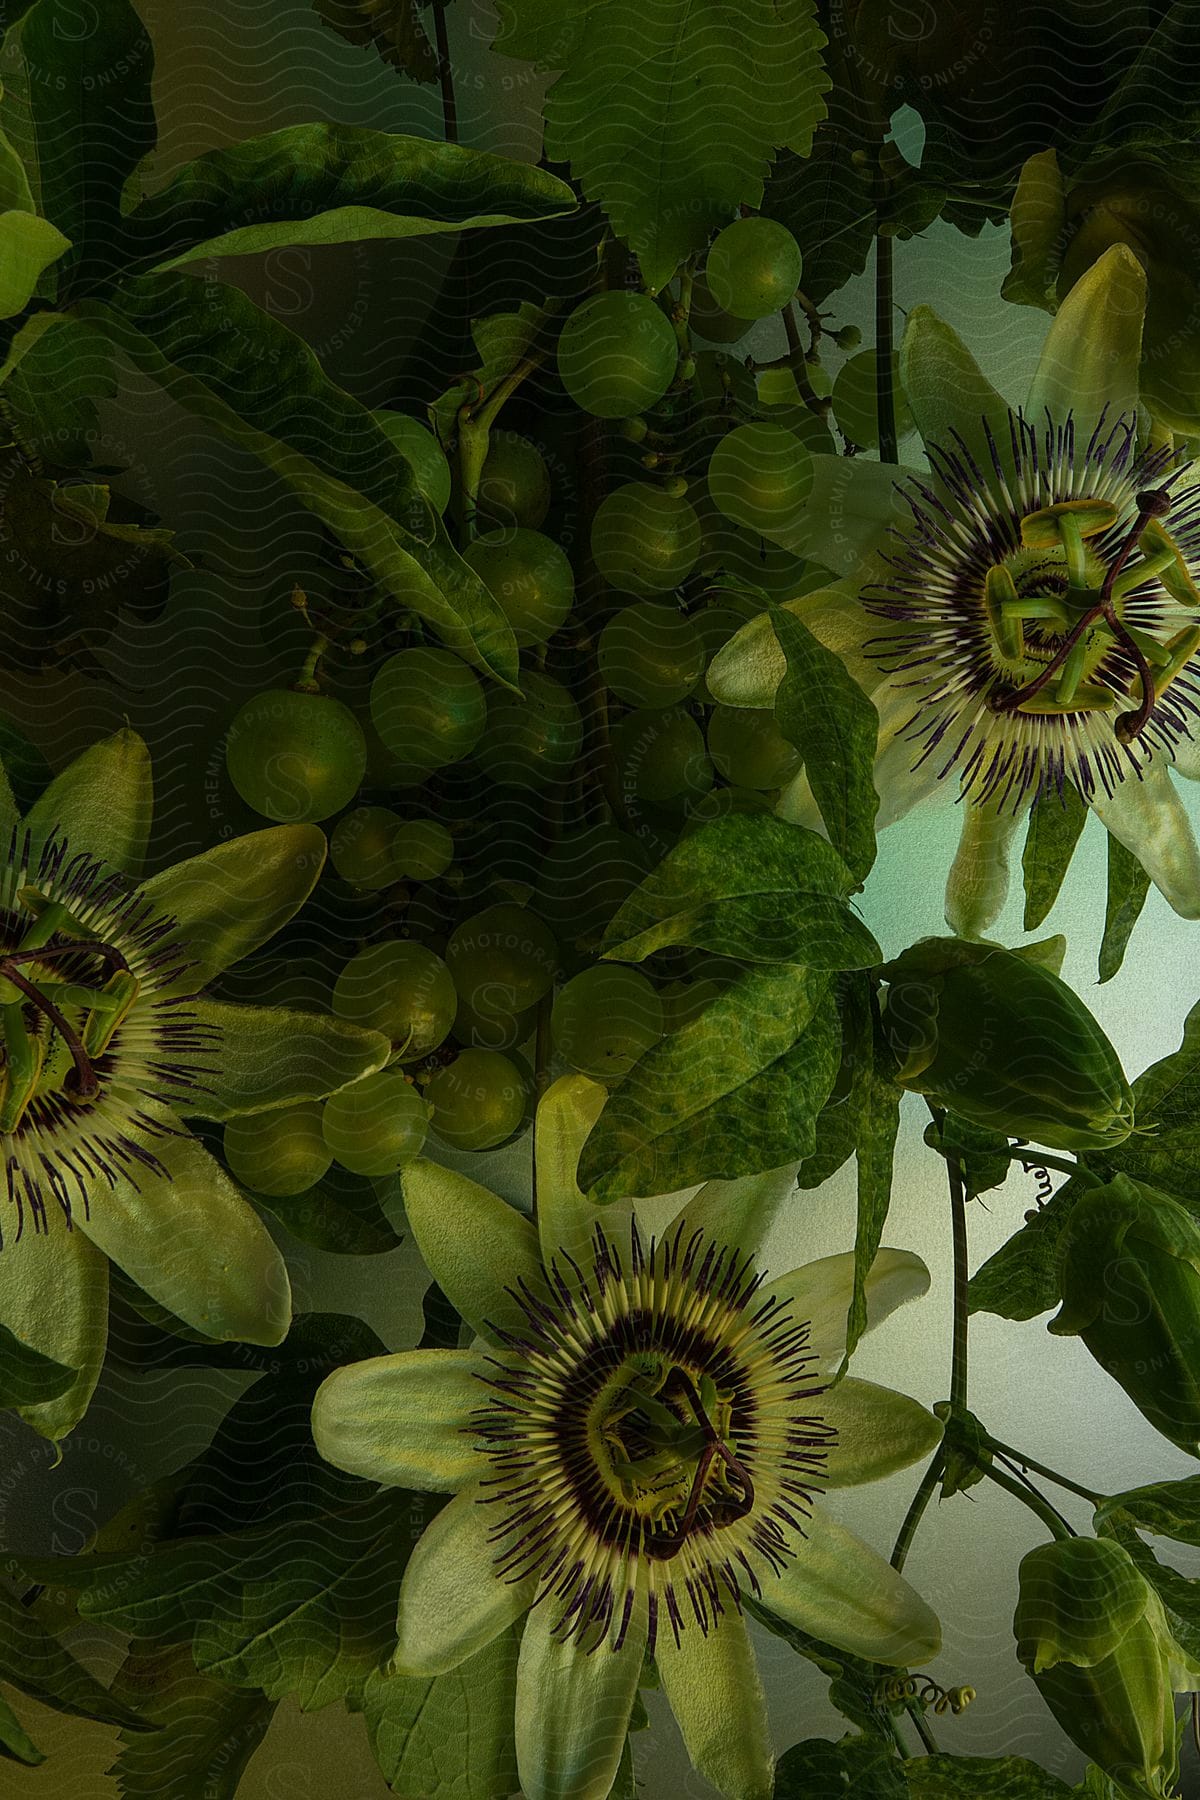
215 217 893 1175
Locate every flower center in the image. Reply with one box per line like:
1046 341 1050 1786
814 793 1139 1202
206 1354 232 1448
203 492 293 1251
981 489 1198 740
0 837 215 1240
474 1220 830 1651
591 1353 753 1552
0 888 139 1130
863 410 1200 806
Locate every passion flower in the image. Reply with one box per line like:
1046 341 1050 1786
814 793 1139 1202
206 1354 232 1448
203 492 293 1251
312 1076 942 1800
0 729 389 1443
708 246 1200 932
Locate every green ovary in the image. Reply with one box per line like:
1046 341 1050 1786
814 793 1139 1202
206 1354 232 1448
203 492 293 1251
588 1354 741 1526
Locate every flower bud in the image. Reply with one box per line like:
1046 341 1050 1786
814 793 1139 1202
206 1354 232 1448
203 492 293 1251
1014 1538 1180 1798
879 937 1134 1153
1050 1175 1200 1454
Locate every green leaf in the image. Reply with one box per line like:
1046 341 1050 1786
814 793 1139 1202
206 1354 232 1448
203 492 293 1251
0 211 68 317
429 299 556 440
0 1691 42 1766
776 1733 907 1798
771 600 880 882
967 1175 1089 1321
903 1755 1075 1799
362 1626 521 1799
845 1054 902 1362
72 1488 433 1710
121 125 576 269
0 1320 75 1409
3 0 154 288
33 1313 427 1712
1096 1474 1200 1547
1098 830 1150 982
922 1112 1011 1202
0 124 34 214
797 973 872 1189
253 1165 404 1257
578 964 841 1202
933 1403 990 1500
0 314 116 469
1022 785 1088 931
0 454 182 676
1095 1512 1200 1669
1088 997 1200 1206
492 0 601 68
109 1640 276 1800
536 0 831 289
0 1579 147 1733
87 275 520 683
599 813 880 969
762 127 875 305
313 0 438 81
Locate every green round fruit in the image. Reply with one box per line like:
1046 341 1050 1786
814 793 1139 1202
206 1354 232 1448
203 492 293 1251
463 528 574 648
707 704 802 788
446 903 559 1017
706 217 803 320
330 806 401 889
453 991 537 1052
598 602 705 709
226 689 366 824
591 484 701 595
532 825 651 943
610 707 714 815
689 273 752 344
391 818 454 881
557 293 678 419
708 423 813 544
333 940 457 1060
321 1068 429 1176
374 411 452 513
224 1103 331 1197
551 965 663 1082
477 671 584 787
831 349 915 450
425 1049 529 1150
370 648 486 769
477 433 552 528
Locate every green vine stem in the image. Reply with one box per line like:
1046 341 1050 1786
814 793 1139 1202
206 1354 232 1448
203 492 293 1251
779 300 828 421
982 1434 1105 1507
980 1458 1075 1540
890 1449 946 1575
947 1152 970 1414
874 224 897 464
431 1 458 145
1008 1147 1100 1186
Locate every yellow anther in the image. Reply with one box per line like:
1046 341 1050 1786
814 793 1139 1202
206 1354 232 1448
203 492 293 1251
1019 499 1119 547
81 971 140 1058
1016 682 1115 714
1138 517 1200 608
1154 625 1200 700
984 565 1023 660
0 1001 43 1133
